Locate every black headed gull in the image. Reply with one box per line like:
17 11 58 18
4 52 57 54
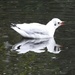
11 18 64 38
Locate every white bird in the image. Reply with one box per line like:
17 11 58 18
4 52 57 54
11 18 64 38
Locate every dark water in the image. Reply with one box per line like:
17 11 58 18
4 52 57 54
0 0 75 75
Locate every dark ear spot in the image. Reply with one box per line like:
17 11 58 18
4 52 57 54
54 23 56 26
58 22 60 24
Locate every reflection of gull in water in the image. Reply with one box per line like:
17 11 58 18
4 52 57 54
11 39 48 53
11 38 61 54
47 38 61 54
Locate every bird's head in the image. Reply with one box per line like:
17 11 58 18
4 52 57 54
51 18 64 29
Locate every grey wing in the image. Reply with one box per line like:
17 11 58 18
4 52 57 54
19 24 49 38
25 28 48 35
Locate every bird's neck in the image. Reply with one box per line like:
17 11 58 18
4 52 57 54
46 20 53 26
46 21 56 37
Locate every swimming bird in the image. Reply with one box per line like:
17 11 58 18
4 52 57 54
11 18 64 38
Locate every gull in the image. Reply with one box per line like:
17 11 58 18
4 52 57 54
11 18 64 38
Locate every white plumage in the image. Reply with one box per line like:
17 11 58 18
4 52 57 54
11 18 64 38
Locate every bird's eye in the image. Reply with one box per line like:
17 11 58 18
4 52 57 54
58 22 60 24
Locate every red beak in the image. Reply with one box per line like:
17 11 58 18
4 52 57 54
60 21 65 26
